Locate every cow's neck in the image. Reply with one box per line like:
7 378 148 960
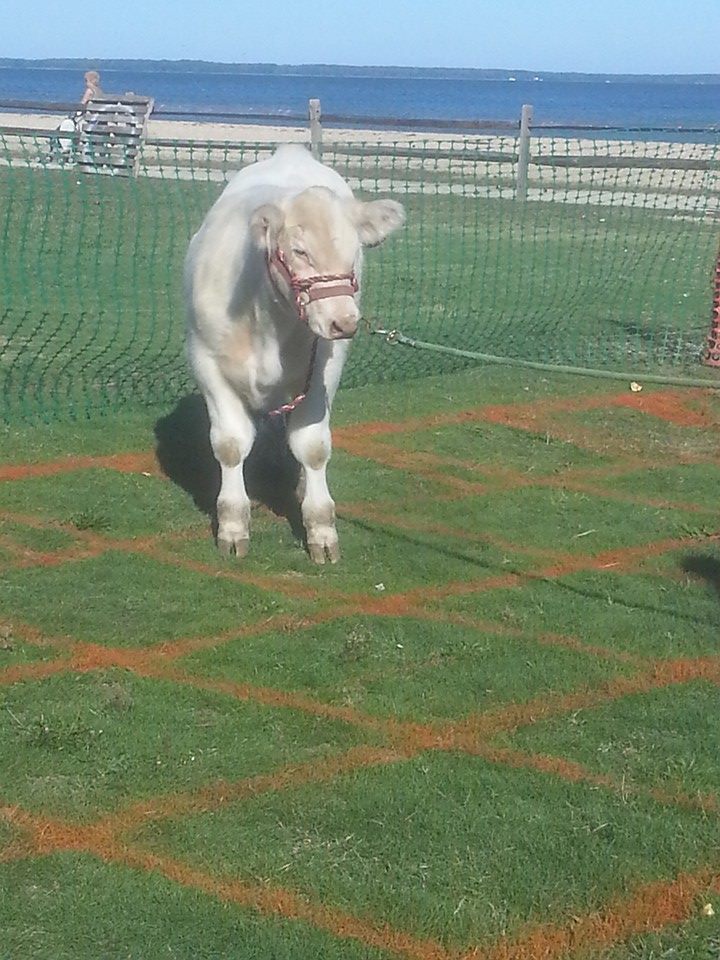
251 287 319 408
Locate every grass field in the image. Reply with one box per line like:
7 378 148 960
1 363 720 959
1 146 718 422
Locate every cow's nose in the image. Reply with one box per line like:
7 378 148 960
330 314 359 339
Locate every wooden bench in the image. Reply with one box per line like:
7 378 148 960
78 94 154 177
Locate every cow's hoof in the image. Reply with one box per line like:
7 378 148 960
217 536 250 558
308 538 340 565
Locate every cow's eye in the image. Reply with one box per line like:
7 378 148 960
292 247 309 260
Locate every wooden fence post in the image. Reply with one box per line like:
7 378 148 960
309 98 322 159
516 103 533 200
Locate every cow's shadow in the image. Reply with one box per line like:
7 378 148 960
154 394 305 543
680 553 720 605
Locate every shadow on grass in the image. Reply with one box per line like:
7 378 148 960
154 394 305 542
680 553 720 603
533 550 720 634
339 513 507 574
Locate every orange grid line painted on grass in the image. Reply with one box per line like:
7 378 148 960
0 399 716 602
608 390 717 428
97 744 414 834
548 479 717 517
408 607 646 668
471 745 720 818
0 620 73 649
2 524 716 742
357 444 715 515
0 520 715 694
408 391 714 465
332 392 614 443
134 607 363 662
342 529 720 621
6 627 706 776
0 388 715 500
333 430 720 518
0 658 73 687
138 664 446 751
0 840 35 864
463 868 720 960
0 533 78 569
125 539 352 603
0 511 219 582
333 389 717 442
55 630 720 764
116 845 456 960
0 539 103 570
0 507 346 602
9 603 719 807
0 451 162 483
339 437 491 496
449 654 720 750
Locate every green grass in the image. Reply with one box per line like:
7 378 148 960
580 915 720 959
0 670 377 819
0 854 397 960
362 486 705 557
0 518 77 552
504 680 720 797
174 508 515 590
0 819 16 850
382 419 612 475
0 469 203 538
563 406 720 459
1 366 720 958
598 462 720 512
130 753 719 949
0 631 66 669
0 551 312 645
429 568 720 658
176 615 634 722
0 408 156 462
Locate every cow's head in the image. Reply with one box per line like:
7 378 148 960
251 186 404 340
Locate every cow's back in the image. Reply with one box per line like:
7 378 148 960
220 144 353 203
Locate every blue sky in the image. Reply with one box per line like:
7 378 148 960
4 0 718 74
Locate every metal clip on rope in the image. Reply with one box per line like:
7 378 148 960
363 317 400 343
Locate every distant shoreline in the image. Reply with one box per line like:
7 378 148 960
1 58 718 85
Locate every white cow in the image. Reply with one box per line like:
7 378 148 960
184 144 405 562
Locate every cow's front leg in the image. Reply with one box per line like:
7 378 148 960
215 446 253 557
287 416 338 564
198 367 256 557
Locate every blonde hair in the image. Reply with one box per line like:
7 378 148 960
84 70 100 86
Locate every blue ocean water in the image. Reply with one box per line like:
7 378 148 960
1 65 718 132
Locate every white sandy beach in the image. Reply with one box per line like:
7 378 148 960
0 110 433 145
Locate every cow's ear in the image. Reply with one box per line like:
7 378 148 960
250 203 283 249
351 199 405 247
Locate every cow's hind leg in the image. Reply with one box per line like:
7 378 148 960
195 355 256 557
287 416 338 564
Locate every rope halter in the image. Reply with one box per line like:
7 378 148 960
265 247 358 418
267 246 359 326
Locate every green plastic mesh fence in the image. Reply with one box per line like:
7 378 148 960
1 127 719 422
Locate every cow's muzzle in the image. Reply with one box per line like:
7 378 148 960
268 248 359 336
